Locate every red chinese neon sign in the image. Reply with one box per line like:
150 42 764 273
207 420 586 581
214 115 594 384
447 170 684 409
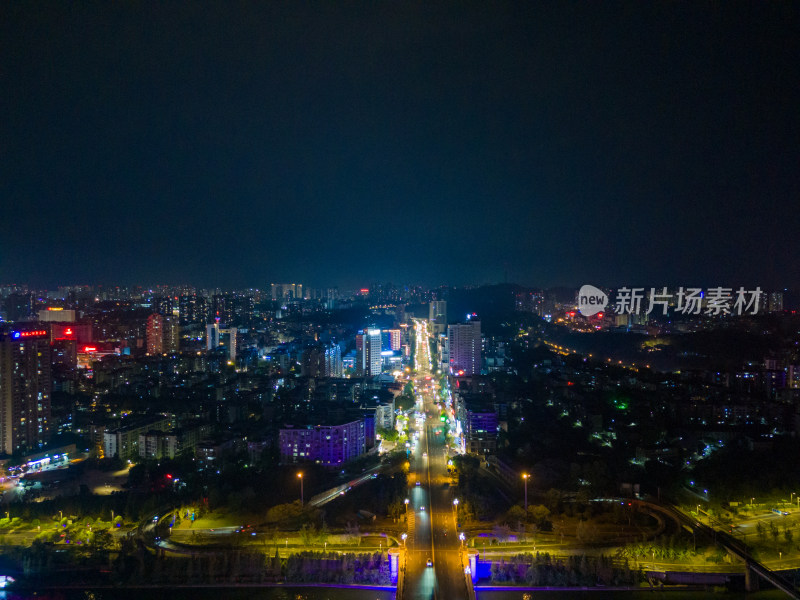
11 330 47 340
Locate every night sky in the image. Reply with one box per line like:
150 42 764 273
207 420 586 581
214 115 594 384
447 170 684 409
1 3 798 290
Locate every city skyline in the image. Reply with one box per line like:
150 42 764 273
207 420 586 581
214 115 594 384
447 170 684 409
3 3 800 597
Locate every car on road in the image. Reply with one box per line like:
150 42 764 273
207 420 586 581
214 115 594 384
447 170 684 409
420 506 425 511
416 480 421 486
422 452 427 459
426 558 433 567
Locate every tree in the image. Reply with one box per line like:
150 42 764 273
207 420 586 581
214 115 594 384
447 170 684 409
544 489 562 513
527 504 551 527
377 428 399 442
318 523 329 548
492 524 512 544
770 522 780 547
300 523 317 546
266 501 303 526
92 529 116 552
345 522 361 546
506 505 526 524
388 499 405 521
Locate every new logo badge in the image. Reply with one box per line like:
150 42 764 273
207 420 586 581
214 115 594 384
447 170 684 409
578 285 608 316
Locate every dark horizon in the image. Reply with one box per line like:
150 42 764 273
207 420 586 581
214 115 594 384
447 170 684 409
2 3 799 289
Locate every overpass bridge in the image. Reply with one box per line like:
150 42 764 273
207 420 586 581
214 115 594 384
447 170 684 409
657 500 800 598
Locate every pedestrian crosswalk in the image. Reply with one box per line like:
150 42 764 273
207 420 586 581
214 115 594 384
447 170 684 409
407 511 416 545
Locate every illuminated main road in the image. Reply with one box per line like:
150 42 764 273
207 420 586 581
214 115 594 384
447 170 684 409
403 320 469 600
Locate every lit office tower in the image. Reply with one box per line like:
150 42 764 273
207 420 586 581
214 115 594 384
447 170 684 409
0 329 52 453
356 329 383 376
448 319 481 376
367 329 382 376
429 301 447 335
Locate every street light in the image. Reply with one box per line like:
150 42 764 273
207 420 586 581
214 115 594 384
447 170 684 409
401 532 407 546
459 532 465 547
522 474 529 511
297 472 304 506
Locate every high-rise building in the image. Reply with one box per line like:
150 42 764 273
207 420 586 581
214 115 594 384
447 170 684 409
381 329 402 352
206 322 220 350
325 343 343 377
147 314 179 355
3 293 34 322
301 346 326 378
429 301 447 335
233 295 255 327
448 318 481 376
212 294 234 325
207 321 236 361
368 329 382 375
271 283 303 301
0 328 52 453
455 395 498 455
788 365 800 389
151 296 174 316
325 287 339 305
164 317 180 353
179 293 206 326
769 292 784 313
147 313 164 355
356 329 383 377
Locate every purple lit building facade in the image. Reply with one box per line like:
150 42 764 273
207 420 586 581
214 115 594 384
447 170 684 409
279 419 366 465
